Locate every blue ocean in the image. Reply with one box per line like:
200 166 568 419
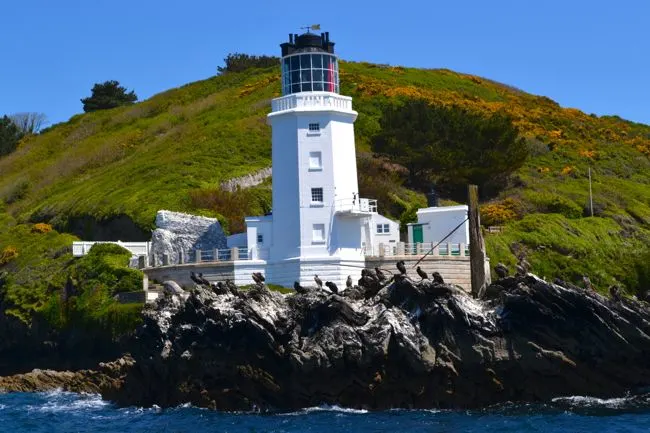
1 391 649 432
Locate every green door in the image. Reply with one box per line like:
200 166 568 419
412 225 424 243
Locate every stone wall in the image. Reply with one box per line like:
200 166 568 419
220 167 272 192
366 256 474 291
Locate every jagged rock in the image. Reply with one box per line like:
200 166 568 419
150 210 227 266
4 275 650 412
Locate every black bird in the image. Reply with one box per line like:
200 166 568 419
515 263 527 277
346 275 353 289
325 281 339 294
251 273 263 285
432 272 445 284
190 271 203 285
495 263 509 279
582 275 594 291
519 257 532 273
293 281 308 294
416 266 428 280
396 260 407 275
375 267 387 282
254 272 265 282
314 274 323 289
609 285 622 302
198 272 210 285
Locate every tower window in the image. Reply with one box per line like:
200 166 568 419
309 151 322 170
312 224 325 242
308 123 320 132
257 234 263 244
311 187 324 203
377 224 390 234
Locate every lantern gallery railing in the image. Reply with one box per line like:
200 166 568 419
271 92 353 112
333 198 378 214
365 242 470 258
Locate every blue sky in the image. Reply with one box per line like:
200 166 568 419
1 0 648 126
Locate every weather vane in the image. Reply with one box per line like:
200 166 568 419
300 24 321 33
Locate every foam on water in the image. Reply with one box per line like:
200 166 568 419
283 404 369 416
27 390 108 414
552 395 640 409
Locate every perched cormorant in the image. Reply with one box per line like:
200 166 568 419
495 263 509 279
325 281 339 294
198 273 210 285
609 285 622 302
416 266 429 280
519 257 532 273
396 260 407 275
293 281 308 294
515 263 526 277
375 267 387 282
254 272 265 282
314 274 323 289
190 271 203 285
346 275 353 289
432 271 445 284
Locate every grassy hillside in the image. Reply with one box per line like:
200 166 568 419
1 60 649 305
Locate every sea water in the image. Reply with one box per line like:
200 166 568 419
1 390 649 432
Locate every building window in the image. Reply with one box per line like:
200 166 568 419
377 223 390 234
311 187 323 203
257 234 263 244
308 123 320 132
309 151 322 170
312 224 325 242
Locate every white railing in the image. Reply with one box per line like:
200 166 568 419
365 242 469 258
177 247 252 264
271 92 353 113
334 197 378 214
73 241 151 257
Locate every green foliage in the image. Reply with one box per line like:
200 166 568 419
71 243 143 295
81 80 138 112
371 99 528 198
218 53 279 74
0 115 23 157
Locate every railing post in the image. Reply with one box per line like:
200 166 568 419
446 243 452 256
162 253 169 266
138 255 146 269
416 243 423 254
195 249 202 263
460 243 466 257
378 243 385 257
178 251 184 264
397 242 405 256
213 248 220 262
231 247 239 261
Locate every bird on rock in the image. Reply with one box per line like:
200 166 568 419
190 271 203 285
293 281 308 294
314 274 323 289
254 272 265 282
515 263 527 277
198 273 210 285
582 275 594 291
375 267 387 282
495 263 509 279
416 266 429 280
518 256 532 273
396 260 407 275
251 273 263 285
325 281 339 294
432 272 445 284
609 285 622 302
346 275 353 289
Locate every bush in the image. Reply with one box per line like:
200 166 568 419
527 192 583 219
31 223 53 234
0 246 18 265
481 199 521 226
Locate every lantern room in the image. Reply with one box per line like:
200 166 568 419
280 32 340 95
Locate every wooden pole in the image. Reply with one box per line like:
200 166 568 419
588 167 594 217
468 185 488 299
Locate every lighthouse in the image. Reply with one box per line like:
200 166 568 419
241 30 400 288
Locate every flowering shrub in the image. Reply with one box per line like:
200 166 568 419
481 198 521 226
0 246 18 265
31 223 53 234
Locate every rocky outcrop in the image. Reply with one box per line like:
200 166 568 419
100 274 650 410
220 167 272 192
150 210 227 266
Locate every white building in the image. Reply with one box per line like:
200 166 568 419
406 189 469 247
240 31 399 288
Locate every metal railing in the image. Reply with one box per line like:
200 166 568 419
182 247 251 264
334 197 378 214
271 92 353 112
365 242 469 257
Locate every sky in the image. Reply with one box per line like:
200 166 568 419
1 0 648 127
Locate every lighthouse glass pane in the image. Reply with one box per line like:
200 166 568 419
312 54 322 68
290 56 299 70
300 54 311 69
302 82 312 92
313 82 323 91
313 69 323 81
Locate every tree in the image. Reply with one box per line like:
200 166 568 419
81 80 138 112
217 53 279 74
0 115 24 157
371 99 528 198
9 112 47 134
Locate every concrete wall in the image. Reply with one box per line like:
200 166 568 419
366 256 473 291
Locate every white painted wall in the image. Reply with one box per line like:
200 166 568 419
409 205 469 245
363 214 400 256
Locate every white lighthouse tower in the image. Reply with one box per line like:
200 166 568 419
242 31 400 288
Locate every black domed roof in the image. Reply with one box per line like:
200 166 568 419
280 31 335 56
295 32 322 48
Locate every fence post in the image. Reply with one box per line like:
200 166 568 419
231 247 239 261
162 253 169 266
178 251 184 264
138 255 146 269
468 184 488 299
195 249 202 263
378 243 385 257
213 248 219 262
397 242 405 256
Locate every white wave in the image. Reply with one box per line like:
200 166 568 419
0 404 5 410
551 395 631 409
283 404 369 416
28 391 108 413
